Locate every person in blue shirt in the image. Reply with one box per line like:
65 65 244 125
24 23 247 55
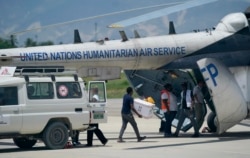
117 87 146 142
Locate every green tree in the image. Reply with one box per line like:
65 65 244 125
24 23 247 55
1 36 54 48
0 36 16 49
24 38 54 47
39 41 54 46
25 38 37 47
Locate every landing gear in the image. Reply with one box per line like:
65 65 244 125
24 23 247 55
207 112 217 132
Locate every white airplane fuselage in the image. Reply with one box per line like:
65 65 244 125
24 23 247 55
1 12 248 72
0 30 230 70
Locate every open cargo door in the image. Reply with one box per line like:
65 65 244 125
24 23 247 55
197 58 247 134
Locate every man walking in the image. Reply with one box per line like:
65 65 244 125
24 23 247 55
117 87 146 142
174 82 200 137
193 80 206 130
161 83 178 137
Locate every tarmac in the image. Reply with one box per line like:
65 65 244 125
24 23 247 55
0 99 250 158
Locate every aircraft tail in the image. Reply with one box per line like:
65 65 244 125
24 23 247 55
197 58 248 134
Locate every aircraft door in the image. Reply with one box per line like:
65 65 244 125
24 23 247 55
197 58 248 134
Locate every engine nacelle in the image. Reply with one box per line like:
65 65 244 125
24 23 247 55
215 13 248 33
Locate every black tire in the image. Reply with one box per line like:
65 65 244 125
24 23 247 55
207 112 217 132
13 137 37 149
43 122 69 149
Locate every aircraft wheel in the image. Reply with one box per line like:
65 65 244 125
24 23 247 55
207 112 217 132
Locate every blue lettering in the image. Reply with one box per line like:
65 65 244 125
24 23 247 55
82 51 89 59
154 48 158 55
121 49 126 57
92 50 99 58
110 50 115 57
20 52 48 61
66 52 72 59
147 48 153 56
158 48 163 55
163 48 169 55
139 48 144 56
133 49 138 56
104 50 110 58
76 51 82 59
181 47 185 54
99 50 105 58
116 50 121 58
56 52 62 60
170 47 174 54
22 46 187 62
128 49 133 57
200 63 218 87
207 63 218 86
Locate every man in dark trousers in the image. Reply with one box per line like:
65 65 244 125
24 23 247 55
161 83 178 137
86 87 108 146
85 124 108 146
174 82 200 137
73 87 108 147
117 87 146 142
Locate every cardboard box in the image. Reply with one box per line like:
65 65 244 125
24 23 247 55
134 98 155 118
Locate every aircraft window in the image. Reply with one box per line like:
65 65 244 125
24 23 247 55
89 82 106 102
0 87 18 106
27 82 54 99
56 82 82 99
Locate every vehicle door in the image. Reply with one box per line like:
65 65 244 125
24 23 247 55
0 86 22 133
88 81 107 123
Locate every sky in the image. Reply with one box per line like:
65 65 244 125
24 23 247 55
0 0 249 47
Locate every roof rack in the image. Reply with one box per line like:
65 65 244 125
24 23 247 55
15 68 77 76
14 68 79 82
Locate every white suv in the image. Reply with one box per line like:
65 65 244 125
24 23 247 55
0 68 107 149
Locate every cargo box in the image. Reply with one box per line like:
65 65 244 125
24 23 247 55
134 98 155 118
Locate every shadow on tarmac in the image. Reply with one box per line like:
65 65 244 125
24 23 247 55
0 131 249 153
125 131 250 150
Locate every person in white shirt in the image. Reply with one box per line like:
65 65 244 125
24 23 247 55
91 87 99 101
161 83 178 137
86 87 108 146
174 82 199 137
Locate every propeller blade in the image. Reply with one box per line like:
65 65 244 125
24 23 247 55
108 0 218 28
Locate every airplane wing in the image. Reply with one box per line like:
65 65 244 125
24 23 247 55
108 0 218 28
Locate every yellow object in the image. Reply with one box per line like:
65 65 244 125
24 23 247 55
146 97 155 104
